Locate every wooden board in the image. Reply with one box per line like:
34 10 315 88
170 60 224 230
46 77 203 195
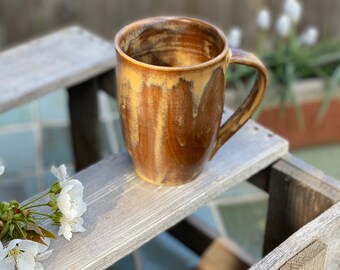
0 26 116 113
279 241 327 270
251 202 340 270
26 109 287 270
263 154 340 255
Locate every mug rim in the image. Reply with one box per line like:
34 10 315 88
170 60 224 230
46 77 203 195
114 16 229 71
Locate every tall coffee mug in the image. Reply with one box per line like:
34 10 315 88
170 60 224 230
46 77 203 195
114 17 268 185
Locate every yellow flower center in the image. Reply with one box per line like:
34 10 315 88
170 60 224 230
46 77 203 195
9 248 21 257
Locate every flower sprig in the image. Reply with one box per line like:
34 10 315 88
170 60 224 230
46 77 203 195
0 165 87 269
226 0 340 122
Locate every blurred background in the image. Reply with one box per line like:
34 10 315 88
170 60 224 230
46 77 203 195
0 1 339 269
0 0 339 50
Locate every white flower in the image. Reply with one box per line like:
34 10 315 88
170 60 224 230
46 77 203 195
299 27 319 46
59 216 86 241
283 0 302 23
257 9 271 30
57 179 87 221
51 165 87 240
228 28 242 47
276 14 292 38
51 164 69 187
0 166 4 176
0 239 53 270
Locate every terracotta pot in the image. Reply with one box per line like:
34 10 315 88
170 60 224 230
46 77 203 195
257 98 340 148
226 78 340 149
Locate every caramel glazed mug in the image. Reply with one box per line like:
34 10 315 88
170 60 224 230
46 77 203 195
114 16 268 186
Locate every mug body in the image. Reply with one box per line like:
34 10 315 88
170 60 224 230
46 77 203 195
115 17 230 185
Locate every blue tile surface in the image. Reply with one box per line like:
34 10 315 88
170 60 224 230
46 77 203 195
0 130 36 172
38 89 69 122
139 233 199 270
108 254 136 270
114 118 125 151
42 126 73 167
0 172 38 202
0 103 32 125
193 206 218 233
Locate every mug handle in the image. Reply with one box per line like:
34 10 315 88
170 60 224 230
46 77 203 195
210 47 269 159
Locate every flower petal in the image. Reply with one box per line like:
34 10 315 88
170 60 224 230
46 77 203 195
37 239 50 253
0 242 6 262
17 252 36 270
0 250 7 262
0 256 15 270
7 239 22 250
0 166 4 176
36 250 53 262
34 262 44 270
18 240 39 256
59 219 72 241
51 164 68 184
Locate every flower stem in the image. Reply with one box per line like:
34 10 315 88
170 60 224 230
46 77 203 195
31 211 53 219
20 191 51 208
23 203 50 209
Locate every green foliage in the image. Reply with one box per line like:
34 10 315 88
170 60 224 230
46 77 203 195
227 3 340 121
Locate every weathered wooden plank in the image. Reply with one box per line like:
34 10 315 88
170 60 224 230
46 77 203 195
247 166 271 192
279 241 327 270
0 26 116 113
68 79 101 170
251 202 340 270
263 154 340 255
27 108 287 270
98 69 116 98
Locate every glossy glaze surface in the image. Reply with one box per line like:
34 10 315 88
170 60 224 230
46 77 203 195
115 17 268 185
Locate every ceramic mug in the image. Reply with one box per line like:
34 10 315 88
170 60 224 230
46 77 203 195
114 16 268 185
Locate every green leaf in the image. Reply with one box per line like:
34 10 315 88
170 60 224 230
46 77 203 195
26 223 43 236
26 231 47 245
317 66 340 120
38 226 58 240
9 223 15 238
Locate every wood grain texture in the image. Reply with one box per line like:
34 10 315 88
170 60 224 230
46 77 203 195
263 155 340 255
251 202 340 270
27 108 288 270
279 241 327 270
68 79 101 170
0 26 116 113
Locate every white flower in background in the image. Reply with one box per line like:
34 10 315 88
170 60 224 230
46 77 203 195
0 166 4 176
59 216 86 241
299 27 319 46
257 9 271 30
51 164 69 187
276 14 292 38
228 28 242 47
283 0 302 24
0 239 53 270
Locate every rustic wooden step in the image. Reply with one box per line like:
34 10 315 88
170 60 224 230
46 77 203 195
25 109 288 269
0 26 116 113
251 201 340 270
